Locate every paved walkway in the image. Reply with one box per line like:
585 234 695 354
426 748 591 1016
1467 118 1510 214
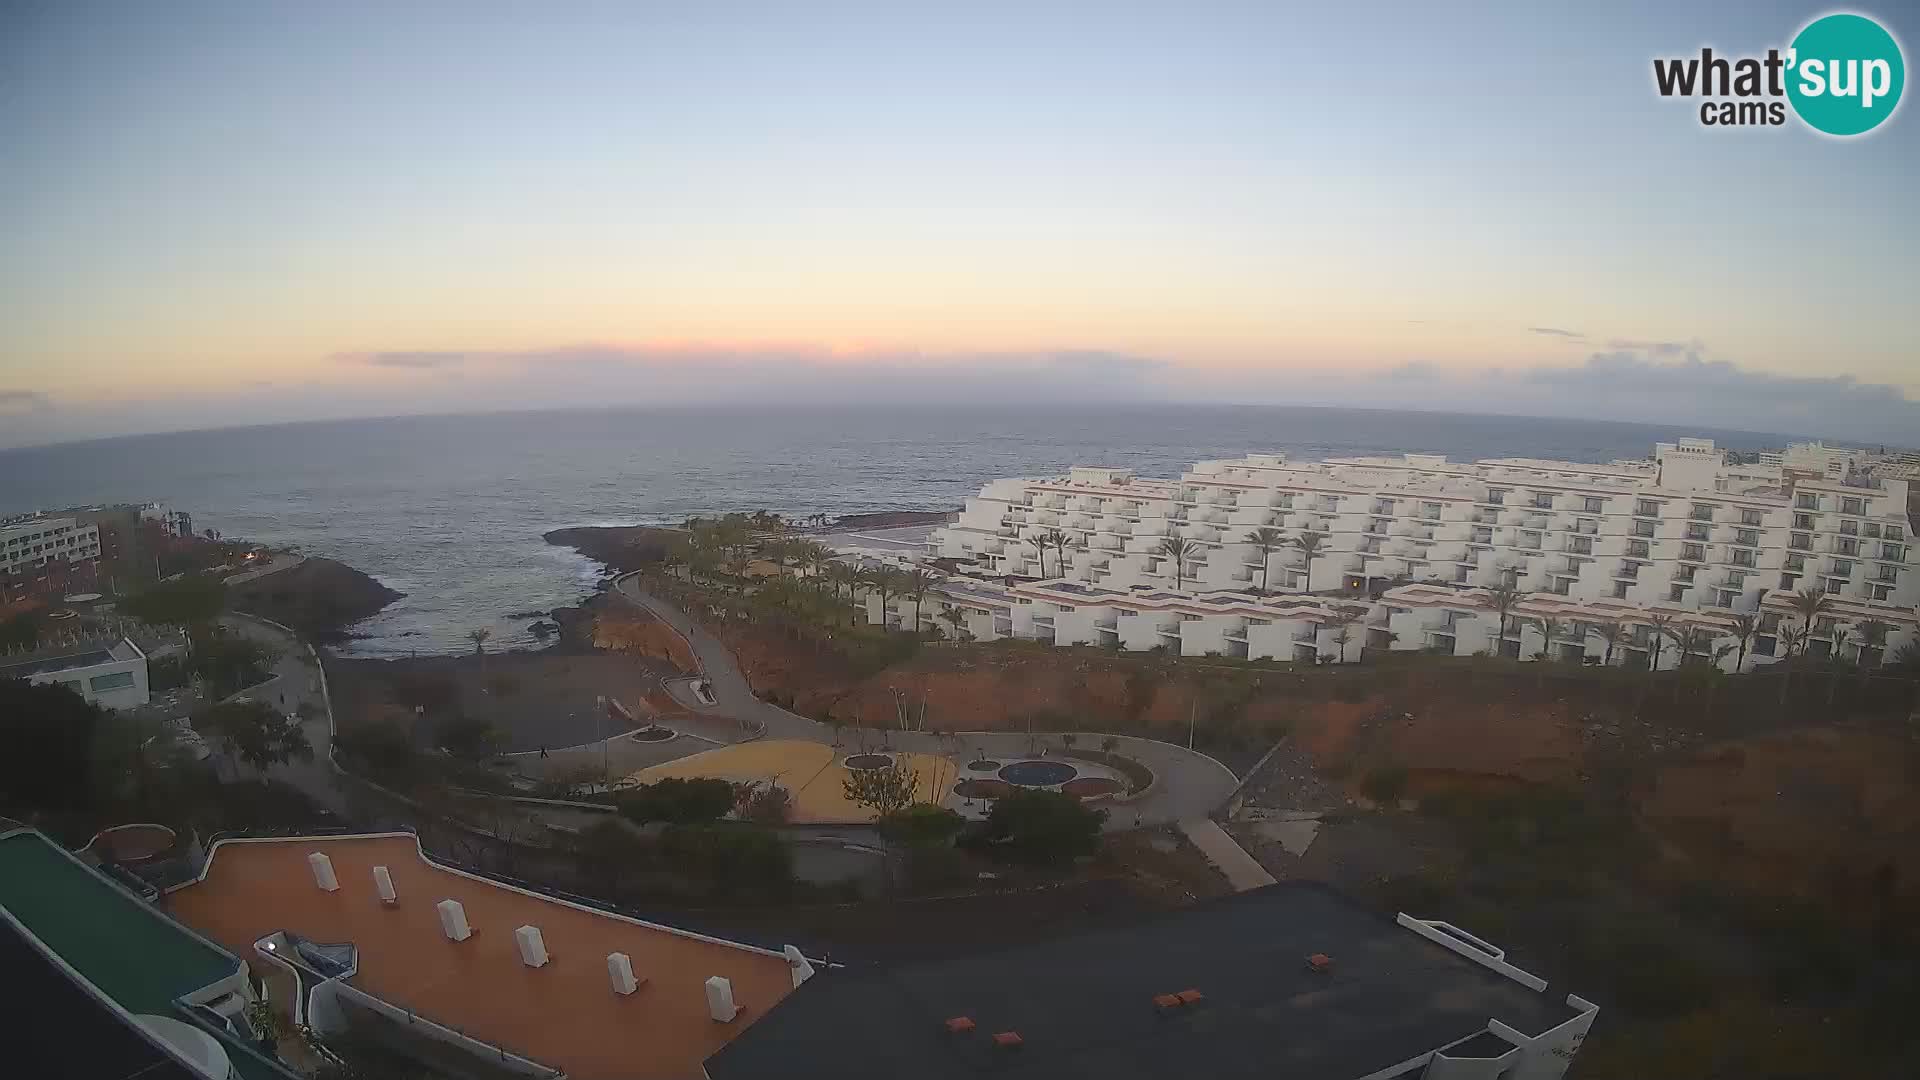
1178 818 1277 891
612 575 1242 827
216 614 347 815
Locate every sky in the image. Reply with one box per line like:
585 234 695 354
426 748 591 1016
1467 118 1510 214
2 0 1917 448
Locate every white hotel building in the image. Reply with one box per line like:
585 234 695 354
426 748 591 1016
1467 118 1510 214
917 439 1919 671
1 515 102 578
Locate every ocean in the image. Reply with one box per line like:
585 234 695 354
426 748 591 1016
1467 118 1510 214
0 405 1803 657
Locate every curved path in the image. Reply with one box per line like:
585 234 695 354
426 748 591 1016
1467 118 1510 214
611 574 1241 827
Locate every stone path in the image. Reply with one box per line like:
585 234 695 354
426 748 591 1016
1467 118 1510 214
1178 818 1277 891
612 575 1242 827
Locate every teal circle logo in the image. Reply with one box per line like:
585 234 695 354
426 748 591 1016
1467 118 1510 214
1786 13 1905 136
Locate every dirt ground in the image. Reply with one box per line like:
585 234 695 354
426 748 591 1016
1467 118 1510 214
326 649 680 753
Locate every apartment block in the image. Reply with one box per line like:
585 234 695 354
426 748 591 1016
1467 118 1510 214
925 438 1919 669
1 515 102 577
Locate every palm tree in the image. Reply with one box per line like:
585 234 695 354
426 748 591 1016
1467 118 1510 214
1726 612 1759 673
903 569 936 635
1330 604 1368 662
1024 534 1050 578
1042 528 1073 578
1486 582 1522 656
466 627 492 676
1788 586 1832 656
1291 530 1326 592
867 567 901 629
1156 532 1200 591
1855 618 1892 672
1646 612 1677 671
938 602 969 641
1595 620 1626 667
1243 526 1286 593
1533 616 1564 661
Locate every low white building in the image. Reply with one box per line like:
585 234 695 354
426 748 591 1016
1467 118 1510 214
1 636 151 709
0 515 102 578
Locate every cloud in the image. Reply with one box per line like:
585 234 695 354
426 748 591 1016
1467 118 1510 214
1188 344 1918 443
0 389 53 414
1602 338 1699 358
9 339 1915 451
342 350 468 369
1527 326 1585 339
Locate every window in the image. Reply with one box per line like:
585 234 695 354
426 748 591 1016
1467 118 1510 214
1842 497 1865 516
1873 584 1893 600
1633 520 1656 538
1831 560 1853 577
1883 543 1907 561
1841 520 1858 536
1583 496 1604 513
1734 529 1759 547
1789 533 1813 550
1889 526 1905 542
1681 543 1705 562
88 671 135 692
1732 549 1755 567
1635 499 1660 517
1824 579 1842 595
1836 537 1859 556
1779 573 1799 590
1484 489 1507 505
1690 503 1716 521
1669 585 1686 602
1613 582 1629 599
1628 540 1650 558
1797 494 1819 510
1673 565 1695 583
1685 523 1709 541
1740 509 1762 526
1879 566 1900 583
1570 537 1592 555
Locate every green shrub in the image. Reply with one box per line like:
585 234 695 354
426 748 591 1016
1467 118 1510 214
971 789 1106 866
1361 765 1408 803
618 777 737 824
658 824 793 897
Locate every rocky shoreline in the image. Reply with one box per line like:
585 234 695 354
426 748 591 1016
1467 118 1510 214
229 557 403 642
542 524 683 574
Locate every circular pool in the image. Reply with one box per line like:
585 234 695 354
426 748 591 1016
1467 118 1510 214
844 753 893 770
998 760 1078 786
966 759 1001 772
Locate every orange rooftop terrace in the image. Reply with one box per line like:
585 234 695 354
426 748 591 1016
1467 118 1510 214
166 833 801 1080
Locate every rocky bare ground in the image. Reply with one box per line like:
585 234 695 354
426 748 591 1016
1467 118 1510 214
228 557 401 642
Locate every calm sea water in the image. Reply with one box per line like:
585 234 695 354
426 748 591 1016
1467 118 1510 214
0 406 1800 656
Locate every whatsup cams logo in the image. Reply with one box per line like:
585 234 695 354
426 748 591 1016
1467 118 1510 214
1653 11 1905 135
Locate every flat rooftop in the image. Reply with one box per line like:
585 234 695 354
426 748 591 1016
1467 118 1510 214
706 882 1579 1080
0 829 294 1080
0 830 239 1019
166 833 798 1080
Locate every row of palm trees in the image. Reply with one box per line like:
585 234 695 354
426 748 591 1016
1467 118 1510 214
1478 580 1895 672
659 518 968 639
1139 526 1326 593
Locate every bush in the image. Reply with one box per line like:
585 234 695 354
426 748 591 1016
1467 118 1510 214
658 824 793 897
972 789 1106 866
433 714 504 762
334 724 429 788
618 777 737 824
1361 765 1408 803
879 803 965 848
733 782 793 824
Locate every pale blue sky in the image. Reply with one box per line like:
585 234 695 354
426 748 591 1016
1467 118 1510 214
2 1 1916 446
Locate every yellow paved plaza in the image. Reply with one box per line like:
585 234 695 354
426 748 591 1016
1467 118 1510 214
624 739 958 823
